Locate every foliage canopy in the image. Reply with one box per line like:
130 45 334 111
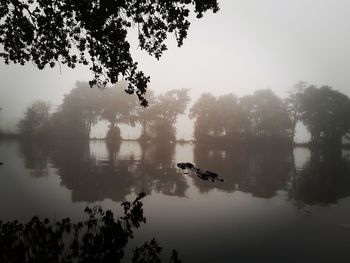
0 0 219 105
18 100 51 139
190 90 293 143
299 85 350 146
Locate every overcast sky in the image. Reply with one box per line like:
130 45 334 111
1 0 350 140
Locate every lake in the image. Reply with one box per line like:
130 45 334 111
1 139 350 262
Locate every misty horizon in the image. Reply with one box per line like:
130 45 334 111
2 1 350 262
2 0 350 142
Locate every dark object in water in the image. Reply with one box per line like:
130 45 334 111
177 162 224 182
177 163 187 169
0 162 3 165
205 171 218 178
177 162 194 169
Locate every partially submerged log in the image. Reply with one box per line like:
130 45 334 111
177 162 224 182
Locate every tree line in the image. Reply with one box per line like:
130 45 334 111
18 81 190 144
191 82 350 146
18 81 350 146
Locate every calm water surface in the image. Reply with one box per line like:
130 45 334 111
1 139 350 262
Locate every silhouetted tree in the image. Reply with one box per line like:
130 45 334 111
51 82 102 140
216 94 248 141
190 93 221 141
240 89 292 142
299 85 350 146
138 89 190 143
136 89 157 142
285 81 307 138
0 106 2 136
0 0 219 105
191 90 291 143
99 83 138 141
0 193 181 262
18 100 51 139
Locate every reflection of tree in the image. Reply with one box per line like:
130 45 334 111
19 140 51 178
50 141 134 202
238 146 292 198
290 148 350 205
193 143 292 198
106 140 121 159
134 143 188 197
20 140 188 202
193 143 243 193
0 193 181 263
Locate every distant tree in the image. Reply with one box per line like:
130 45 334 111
216 94 248 141
149 118 177 143
0 0 219 105
18 101 51 139
136 89 157 141
299 85 350 146
191 90 292 143
51 82 102 140
190 93 221 141
190 93 249 142
0 106 2 135
99 83 138 141
152 89 190 143
285 81 307 138
139 89 190 143
240 89 292 141
237 94 255 138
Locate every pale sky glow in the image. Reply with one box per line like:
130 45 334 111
1 0 350 141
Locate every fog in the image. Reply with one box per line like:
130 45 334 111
2 2 350 261
1 0 350 141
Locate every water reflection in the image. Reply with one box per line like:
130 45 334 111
193 144 292 198
19 140 188 202
19 140 51 178
5 139 350 262
135 143 188 197
238 147 292 198
17 140 350 206
290 148 350 205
